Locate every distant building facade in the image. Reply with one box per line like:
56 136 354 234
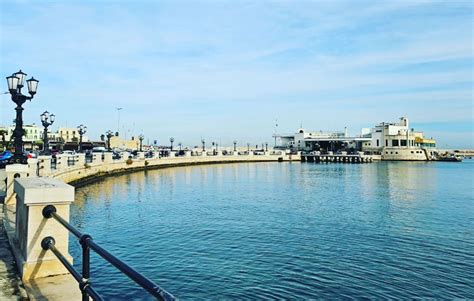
274 127 370 152
364 117 437 160
274 117 438 161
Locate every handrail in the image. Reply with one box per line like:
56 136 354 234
41 205 176 301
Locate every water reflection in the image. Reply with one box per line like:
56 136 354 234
71 161 474 299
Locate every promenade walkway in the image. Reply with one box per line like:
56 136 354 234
0 169 27 300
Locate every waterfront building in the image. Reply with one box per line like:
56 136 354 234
274 117 437 161
274 127 370 152
363 117 437 160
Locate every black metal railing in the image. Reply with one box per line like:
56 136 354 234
41 205 176 301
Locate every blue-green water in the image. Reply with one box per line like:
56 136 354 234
71 161 474 300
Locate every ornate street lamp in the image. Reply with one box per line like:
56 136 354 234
6 69 39 163
233 140 237 152
247 143 250 152
170 137 174 151
265 142 268 152
40 111 55 154
138 134 144 152
77 124 87 152
178 142 182 151
201 139 205 151
106 130 114 151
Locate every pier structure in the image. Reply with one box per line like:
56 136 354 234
301 152 378 164
1 149 300 300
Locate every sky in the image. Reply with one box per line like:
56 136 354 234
0 0 473 148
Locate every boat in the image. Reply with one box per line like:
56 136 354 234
437 154 463 162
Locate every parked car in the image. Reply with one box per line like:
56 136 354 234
92 147 107 153
26 152 38 158
61 150 76 155
0 151 13 167
112 152 122 160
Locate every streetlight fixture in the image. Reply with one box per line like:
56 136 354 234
6 69 39 163
178 142 182 151
265 142 268 152
247 143 250 152
106 130 114 151
40 111 55 154
170 137 174 151
233 140 237 152
138 134 144 152
77 124 87 152
201 139 205 152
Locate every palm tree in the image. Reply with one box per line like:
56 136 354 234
0 129 7 150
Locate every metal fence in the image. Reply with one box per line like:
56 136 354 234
41 205 176 301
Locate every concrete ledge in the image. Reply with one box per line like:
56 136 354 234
52 154 300 186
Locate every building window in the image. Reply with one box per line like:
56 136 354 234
411 151 414 154
392 140 399 147
401 140 407 146
385 140 388 147
376 139 379 147
395 152 398 154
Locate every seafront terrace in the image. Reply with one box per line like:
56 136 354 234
0 149 299 300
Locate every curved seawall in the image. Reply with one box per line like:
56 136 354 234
48 153 300 186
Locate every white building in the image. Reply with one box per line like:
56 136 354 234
0 124 44 143
274 127 370 152
364 117 437 160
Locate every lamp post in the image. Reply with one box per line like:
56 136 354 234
265 142 268 152
138 134 144 152
6 70 39 163
40 111 55 154
178 142 182 151
247 143 250 152
233 140 237 152
201 139 205 152
77 124 87 152
106 130 114 151
170 137 174 151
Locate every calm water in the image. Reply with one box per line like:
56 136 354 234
71 161 474 300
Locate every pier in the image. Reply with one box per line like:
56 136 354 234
301 152 378 163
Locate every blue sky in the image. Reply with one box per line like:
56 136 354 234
0 0 472 148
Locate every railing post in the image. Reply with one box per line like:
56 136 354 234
13 177 75 281
80 234 92 301
55 154 68 170
4 163 30 204
27 158 39 177
37 155 52 176
103 152 113 163
76 153 86 167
